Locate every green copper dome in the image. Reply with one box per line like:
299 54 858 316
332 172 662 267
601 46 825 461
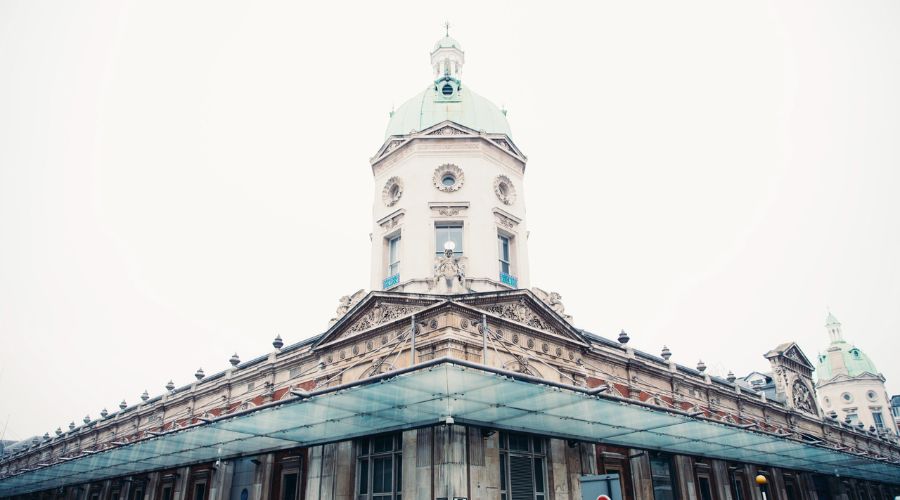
385 82 511 139
815 313 880 381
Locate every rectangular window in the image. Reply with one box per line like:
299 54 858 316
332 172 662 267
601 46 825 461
650 455 678 500
387 235 401 277
498 235 511 275
281 472 299 500
498 431 546 500
696 476 713 500
129 486 144 500
192 483 206 500
357 433 402 500
435 223 463 256
873 411 885 429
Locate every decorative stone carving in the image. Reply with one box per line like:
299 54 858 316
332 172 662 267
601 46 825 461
429 247 470 293
493 175 516 205
343 303 425 335
382 177 403 207
428 126 466 136
532 288 573 322
792 380 816 414
433 164 464 192
477 300 557 335
328 289 366 326
378 211 405 231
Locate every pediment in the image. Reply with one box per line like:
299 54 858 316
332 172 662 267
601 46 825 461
765 342 815 371
455 291 589 347
371 120 526 168
314 293 443 350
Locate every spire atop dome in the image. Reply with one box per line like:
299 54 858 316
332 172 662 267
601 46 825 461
825 310 843 343
431 24 464 78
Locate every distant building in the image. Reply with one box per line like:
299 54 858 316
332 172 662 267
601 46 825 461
892 394 900 432
815 312 896 435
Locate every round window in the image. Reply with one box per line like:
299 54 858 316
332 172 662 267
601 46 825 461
433 164 464 192
823 396 831 407
841 392 853 403
441 84 454 96
867 390 879 402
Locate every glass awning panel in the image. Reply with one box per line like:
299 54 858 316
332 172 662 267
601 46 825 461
2 361 899 495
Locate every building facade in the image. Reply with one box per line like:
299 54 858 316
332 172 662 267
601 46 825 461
2 33 900 500
815 313 896 436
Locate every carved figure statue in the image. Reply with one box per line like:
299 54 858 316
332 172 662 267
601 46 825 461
791 380 816 414
531 287 574 322
328 289 366 326
429 248 469 293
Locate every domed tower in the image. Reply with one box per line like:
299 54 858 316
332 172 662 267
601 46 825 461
815 312 896 435
369 31 529 295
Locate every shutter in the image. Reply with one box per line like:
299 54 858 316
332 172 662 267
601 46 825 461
509 456 534 500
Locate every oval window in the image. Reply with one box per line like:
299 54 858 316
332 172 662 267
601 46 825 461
442 84 454 96
442 174 456 187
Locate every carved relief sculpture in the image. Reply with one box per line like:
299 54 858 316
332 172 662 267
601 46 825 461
532 287 573 322
382 177 404 206
493 175 517 205
429 246 470 293
328 289 366 326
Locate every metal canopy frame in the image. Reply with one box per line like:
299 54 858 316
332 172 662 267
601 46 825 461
2 359 899 495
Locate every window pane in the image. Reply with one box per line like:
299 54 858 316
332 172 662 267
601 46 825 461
358 458 369 494
193 483 206 500
650 457 676 500
396 455 402 490
373 457 392 493
698 477 713 500
436 225 463 254
499 453 507 492
533 458 545 493
282 473 298 500
508 433 529 452
161 487 172 500
373 435 393 453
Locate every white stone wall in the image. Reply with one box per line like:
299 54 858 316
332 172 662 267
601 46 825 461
818 376 896 434
369 137 529 293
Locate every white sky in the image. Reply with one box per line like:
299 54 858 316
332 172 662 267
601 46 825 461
1 1 899 441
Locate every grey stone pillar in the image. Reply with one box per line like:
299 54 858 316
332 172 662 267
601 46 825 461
710 460 732 500
415 428 433 500
629 451 653 500
672 455 697 500
434 424 467 500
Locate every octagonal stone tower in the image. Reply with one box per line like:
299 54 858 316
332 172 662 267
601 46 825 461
369 33 529 295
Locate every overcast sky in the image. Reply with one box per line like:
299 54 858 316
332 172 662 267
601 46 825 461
1 1 899 441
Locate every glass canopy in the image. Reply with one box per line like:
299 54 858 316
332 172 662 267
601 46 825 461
2 360 899 495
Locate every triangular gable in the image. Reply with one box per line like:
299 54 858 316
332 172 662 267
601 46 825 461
765 342 815 371
372 120 526 167
313 293 443 350
455 290 590 347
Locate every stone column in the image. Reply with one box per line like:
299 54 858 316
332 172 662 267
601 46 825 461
333 442 355 500
629 451 653 500
470 430 500 500
434 424 468 500
672 455 697 500
175 466 191 500
709 460 732 500
255 453 275 500
769 469 787 500
146 473 160 500
402 430 418 498
415 428 433 500
544 438 569 500
305 446 324 500
209 461 233 500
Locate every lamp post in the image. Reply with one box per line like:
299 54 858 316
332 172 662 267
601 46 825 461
755 474 768 500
